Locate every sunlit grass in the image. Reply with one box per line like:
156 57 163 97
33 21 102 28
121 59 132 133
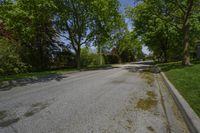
158 61 200 116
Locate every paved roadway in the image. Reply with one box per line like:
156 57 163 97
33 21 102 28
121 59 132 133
0 64 189 133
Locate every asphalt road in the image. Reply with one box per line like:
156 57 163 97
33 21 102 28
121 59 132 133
0 64 189 133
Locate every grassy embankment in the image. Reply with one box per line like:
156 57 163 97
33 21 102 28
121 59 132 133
158 61 200 117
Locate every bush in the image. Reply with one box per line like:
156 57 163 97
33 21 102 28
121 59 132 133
81 48 105 67
51 46 76 69
0 38 29 75
104 54 119 64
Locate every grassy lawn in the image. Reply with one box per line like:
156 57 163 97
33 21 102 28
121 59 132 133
0 64 112 82
158 61 200 117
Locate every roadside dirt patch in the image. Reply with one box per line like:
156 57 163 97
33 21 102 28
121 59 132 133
140 72 154 86
136 97 157 111
147 91 156 98
136 91 157 111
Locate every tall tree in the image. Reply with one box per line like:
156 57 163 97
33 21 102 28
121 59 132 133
90 0 121 65
55 0 121 69
175 0 195 65
55 0 93 69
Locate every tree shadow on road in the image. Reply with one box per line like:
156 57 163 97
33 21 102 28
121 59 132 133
0 74 68 91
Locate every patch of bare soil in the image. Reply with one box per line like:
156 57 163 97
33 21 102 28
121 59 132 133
136 91 157 111
140 72 154 86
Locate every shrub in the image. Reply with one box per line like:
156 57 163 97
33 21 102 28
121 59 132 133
104 54 119 64
81 48 105 67
0 38 29 75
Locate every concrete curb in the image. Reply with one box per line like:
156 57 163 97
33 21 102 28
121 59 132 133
160 72 200 133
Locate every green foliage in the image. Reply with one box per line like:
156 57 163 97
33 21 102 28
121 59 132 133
0 0 124 75
81 48 105 67
91 0 122 47
127 0 200 63
118 31 142 62
54 0 121 68
0 0 145 76
1 0 57 70
104 54 119 64
110 29 143 63
127 2 179 62
0 38 29 75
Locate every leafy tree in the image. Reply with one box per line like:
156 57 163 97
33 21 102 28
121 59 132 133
108 20 143 63
126 3 180 62
0 38 29 74
117 31 142 62
128 0 200 64
90 0 122 65
0 1 29 74
54 0 121 69
80 47 105 67
1 0 57 70
54 0 93 69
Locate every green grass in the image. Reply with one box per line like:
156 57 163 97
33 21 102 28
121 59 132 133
158 61 200 117
0 64 112 82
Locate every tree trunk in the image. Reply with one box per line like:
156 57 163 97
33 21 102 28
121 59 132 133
76 45 81 70
182 24 191 65
181 0 193 65
163 38 168 63
163 50 168 63
99 45 103 65
97 44 103 65
39 43 44 70
36 32 45 70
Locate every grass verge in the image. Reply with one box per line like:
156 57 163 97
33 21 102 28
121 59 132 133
158 61 200 117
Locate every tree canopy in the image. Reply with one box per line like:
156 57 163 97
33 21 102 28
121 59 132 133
4 0 199 75
0 0 144 74
127 0 200 64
